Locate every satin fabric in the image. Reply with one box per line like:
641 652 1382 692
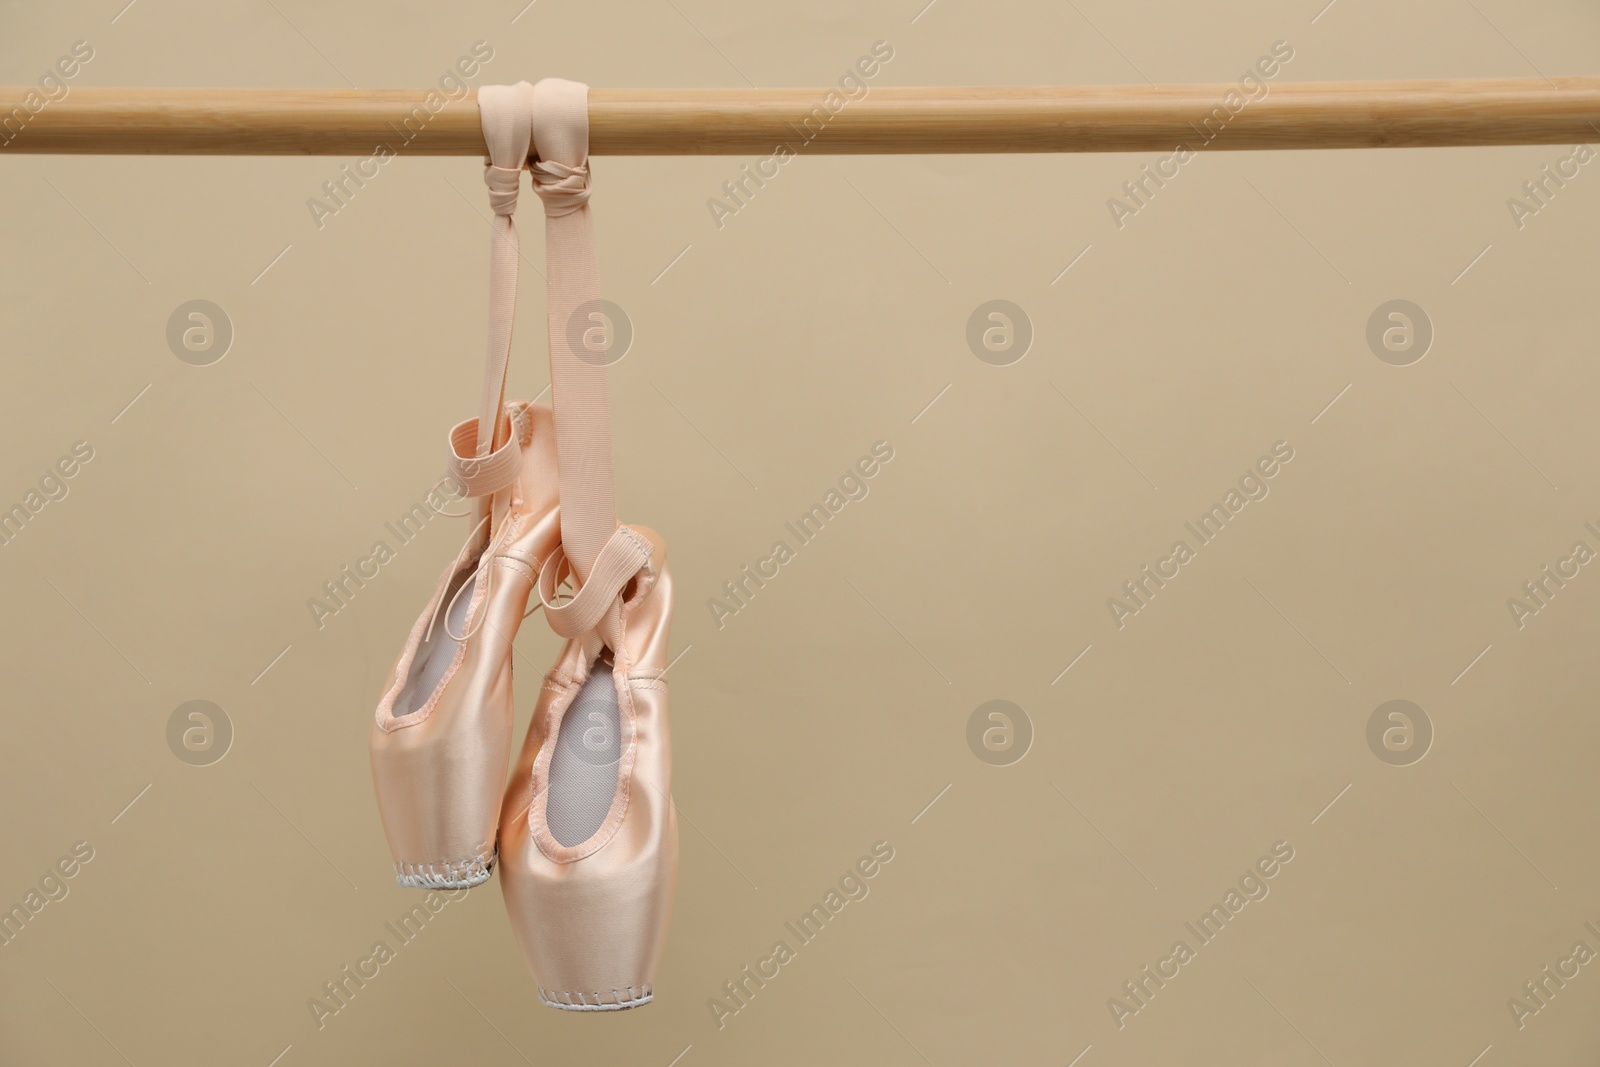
499 524 678 1009
370 403 560 888
371 77 679 1009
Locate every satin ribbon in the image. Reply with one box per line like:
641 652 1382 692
461 80 641 658
465 81 536 533
528 78 637 655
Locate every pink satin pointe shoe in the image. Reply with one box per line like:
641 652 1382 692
370 80 552 889
494 76 679 1010
499 523 678 1009
370 400 560 888
368 75 680 1001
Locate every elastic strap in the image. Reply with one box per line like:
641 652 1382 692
535 526 652 639
446 405 528 497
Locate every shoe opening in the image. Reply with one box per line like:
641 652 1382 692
393 562 478 718
546 658 622 847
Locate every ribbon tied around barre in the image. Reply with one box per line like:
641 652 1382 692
531 158 591 217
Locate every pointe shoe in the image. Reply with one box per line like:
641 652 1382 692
499 523 678 1010
370 400 559 888
370 79 544 890
486 77 679 1006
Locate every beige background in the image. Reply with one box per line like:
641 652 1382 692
5 0 1600 1064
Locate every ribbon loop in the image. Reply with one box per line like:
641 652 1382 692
446 406 526 498
530 158 590 217
484 163 524 216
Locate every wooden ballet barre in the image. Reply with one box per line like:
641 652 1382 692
2 80 1599 155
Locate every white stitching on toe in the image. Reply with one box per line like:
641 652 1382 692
393 850 495 889
537 984 653 1011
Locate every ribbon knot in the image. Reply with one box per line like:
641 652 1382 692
531 159 591 217
484 163 524 217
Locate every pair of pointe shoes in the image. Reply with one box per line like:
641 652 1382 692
369 400 677 1011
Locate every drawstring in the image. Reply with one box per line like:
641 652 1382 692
423 515 492 646
443 552 494 643
524 554 567 621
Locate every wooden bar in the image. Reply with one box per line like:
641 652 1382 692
1 80 1598 155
